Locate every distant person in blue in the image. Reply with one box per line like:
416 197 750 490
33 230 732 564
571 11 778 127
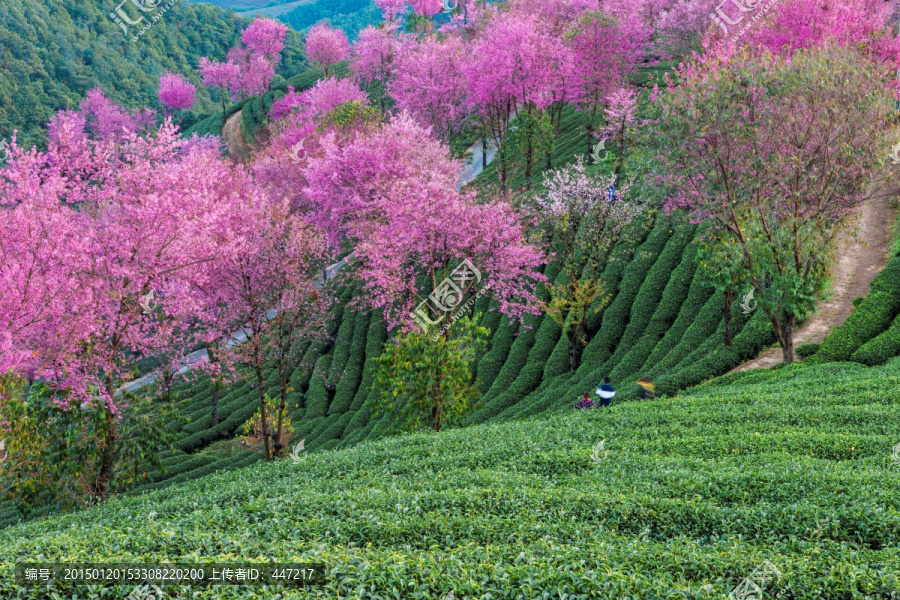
596 377 615 407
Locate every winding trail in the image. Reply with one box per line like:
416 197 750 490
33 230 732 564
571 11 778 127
222 110 252 163
731 184 897 372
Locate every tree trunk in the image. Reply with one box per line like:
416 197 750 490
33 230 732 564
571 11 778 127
272 381 289 457
255 364 271 461
586 122 595 163
211 381 220 427
779 315 796 364
723 289 734 347
567 325 580 371
482 136 487 169
525 133 533 190
93 417 118 504
431 398 442 432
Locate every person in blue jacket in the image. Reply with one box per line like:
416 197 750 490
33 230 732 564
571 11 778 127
595 376 615 407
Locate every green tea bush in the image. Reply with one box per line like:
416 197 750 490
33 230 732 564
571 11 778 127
604 224 695 382
850 314 900 365
813 256 900 362
578 216 672 374
475 317 516 393
5 360 900 598
304 355 334 419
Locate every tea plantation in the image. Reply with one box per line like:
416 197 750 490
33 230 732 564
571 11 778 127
2 358 900 598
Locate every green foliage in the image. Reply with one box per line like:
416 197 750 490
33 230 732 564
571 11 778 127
813 256 900 363
0 0 306 149
239 394 293 456
280 0 380 40
475 317 516 394
373 317 488 433
608 227 698 382
0 376 184 517
4 360 900 597
304 354 334 419
317 100 382 137
850 314 900 366
577 214 672 375
501 110 555 189
796 343 821 359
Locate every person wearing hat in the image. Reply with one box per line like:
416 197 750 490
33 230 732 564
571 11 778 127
637 378 655 399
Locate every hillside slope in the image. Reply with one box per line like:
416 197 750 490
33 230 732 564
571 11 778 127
0 0 306 148
2 359 899 597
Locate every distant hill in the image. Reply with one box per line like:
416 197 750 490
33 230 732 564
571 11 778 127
0 0 307 148
190 0 379 39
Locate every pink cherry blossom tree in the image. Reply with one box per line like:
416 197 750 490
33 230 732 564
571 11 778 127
565 10 649 161
465 11 570 190
0 115 247 500
303 112 546 330
388 35 469 142
227 47 277 100
351 25 407 110
199 57 241 114
306 24 351 78
80 88 156 143
652 47 894 363
196 194 331 461
158 72 197 114
242 17 289 63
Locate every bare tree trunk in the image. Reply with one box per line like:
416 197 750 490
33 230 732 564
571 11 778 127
93 417 118 504
723 289 734 347
255 364 271 461
482 136 488 169
586 122 595 163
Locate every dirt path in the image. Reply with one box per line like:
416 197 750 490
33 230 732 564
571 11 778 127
222 110 252 163
732 184 897 371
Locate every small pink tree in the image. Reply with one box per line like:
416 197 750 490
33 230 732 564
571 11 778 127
242 17 289 63
79 88 156 143
227 47 277 100
306 24 351 78
197 194 331 461
158 72 197 115
565 10 648 161
199 57 241 114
